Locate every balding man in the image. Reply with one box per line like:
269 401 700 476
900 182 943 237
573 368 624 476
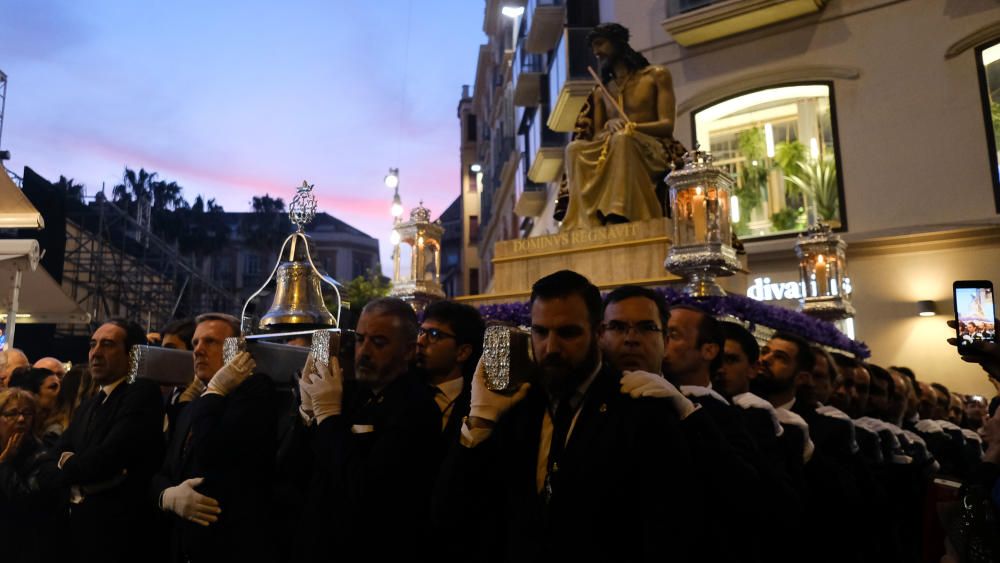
34 357 66 379
1 348 29 387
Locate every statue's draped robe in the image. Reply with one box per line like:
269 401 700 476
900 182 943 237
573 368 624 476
558 89 686 230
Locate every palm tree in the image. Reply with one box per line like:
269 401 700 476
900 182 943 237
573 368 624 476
53 175 86 203
240 194 291 252
112 167 158 207
150 179 187 212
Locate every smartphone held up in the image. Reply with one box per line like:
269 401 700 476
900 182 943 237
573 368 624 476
953 280 996 353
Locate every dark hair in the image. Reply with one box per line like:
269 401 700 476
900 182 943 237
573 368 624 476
931 382 951 401
194 313 240 339
8 367 55 395
586 23 651 83
603 285 670 328
362 297 419 343
530 270 602 329
720 322 759 364
670 304 723 372
866 363 893 395
423 300 486 380
102 318 148 352
831 352 858 370
161 317 196 349
811 345 840 381
771 331 815 373
889 365 916 383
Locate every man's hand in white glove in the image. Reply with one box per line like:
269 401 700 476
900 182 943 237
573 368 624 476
620 370 696 420
161 477 221 527
178 378 206 403
205 351 256 397
298 353 316 419
468 356 531 425
301 355 343 424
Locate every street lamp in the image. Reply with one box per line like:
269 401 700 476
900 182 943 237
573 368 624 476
391 190 404 219
384 167 399 189
470 163 482 173
501 5 524 17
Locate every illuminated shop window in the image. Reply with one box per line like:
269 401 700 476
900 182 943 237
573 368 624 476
977 41 1000 210
693 84 844 239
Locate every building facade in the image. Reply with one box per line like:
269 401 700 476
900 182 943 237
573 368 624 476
464 0 1000 397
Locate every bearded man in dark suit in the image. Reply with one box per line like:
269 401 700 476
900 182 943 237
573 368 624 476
434 271 700 562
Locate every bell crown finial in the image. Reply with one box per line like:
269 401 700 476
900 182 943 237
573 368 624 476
289 181 318 232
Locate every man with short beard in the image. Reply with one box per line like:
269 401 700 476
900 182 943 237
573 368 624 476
39 319 165 563
434 271 699 562
295 297 441 562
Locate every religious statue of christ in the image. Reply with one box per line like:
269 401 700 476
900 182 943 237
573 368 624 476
555 23 687 230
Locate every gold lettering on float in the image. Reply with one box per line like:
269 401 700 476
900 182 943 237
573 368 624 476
513 223 640 255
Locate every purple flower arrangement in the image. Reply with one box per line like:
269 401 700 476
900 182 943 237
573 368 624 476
477 288 870 359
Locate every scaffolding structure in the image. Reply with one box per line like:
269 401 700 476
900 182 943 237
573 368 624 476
58 197 239 336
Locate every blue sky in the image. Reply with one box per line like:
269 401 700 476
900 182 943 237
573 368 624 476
0 0 486 276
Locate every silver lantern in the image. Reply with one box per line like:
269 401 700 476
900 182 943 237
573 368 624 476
664 148 740 297
794 223 855 322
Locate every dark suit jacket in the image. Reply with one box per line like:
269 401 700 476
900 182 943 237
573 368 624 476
151 372 278 563
433 364 701 563
40 377 165 563
293 371 442 562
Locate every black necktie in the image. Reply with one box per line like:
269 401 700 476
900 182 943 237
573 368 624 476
543 399 575 504
83 390 108 438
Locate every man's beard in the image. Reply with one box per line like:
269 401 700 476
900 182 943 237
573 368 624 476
750 366 795 398
538 339 600 399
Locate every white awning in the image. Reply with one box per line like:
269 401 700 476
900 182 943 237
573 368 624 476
0 240 90 325
0 168 44 229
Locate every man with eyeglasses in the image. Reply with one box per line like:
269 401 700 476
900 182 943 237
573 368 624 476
416 300 485 439
433 273 701 561
605 293 797 563
294 297 441 561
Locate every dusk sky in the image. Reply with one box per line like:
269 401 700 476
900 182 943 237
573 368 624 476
1 0 486 276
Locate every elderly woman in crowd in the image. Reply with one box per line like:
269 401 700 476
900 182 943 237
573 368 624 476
0 387 64 562
6 367 63 444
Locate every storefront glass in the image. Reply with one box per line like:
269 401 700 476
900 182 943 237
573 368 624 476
693 84 843 239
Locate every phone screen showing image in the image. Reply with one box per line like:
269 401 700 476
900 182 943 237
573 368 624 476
955 285 996 348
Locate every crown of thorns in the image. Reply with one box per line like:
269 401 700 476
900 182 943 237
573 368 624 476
587 23 630 46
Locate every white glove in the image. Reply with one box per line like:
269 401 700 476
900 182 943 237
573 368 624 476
679 384 729 406
178 378 206 403
205 352 255 397
915 419 945 434
733 392 784 437
160 477 221 527
776 408 815 463
298 353 315 419
621 370 696 420
468 356 531 423
301 355 343 424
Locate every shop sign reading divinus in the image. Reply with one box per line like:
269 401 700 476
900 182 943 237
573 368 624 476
747 276 853 302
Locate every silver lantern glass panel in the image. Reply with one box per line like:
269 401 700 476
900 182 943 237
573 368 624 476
664 149 740 297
